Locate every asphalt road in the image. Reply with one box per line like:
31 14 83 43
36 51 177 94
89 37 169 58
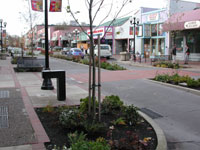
49 57 200 150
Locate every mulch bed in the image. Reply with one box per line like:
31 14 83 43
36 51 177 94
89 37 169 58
35 107 157 150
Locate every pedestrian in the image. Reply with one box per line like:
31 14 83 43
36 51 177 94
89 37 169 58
184 44 190 64
171 44 177 63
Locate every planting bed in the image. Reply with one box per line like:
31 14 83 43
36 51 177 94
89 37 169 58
35 106 157 150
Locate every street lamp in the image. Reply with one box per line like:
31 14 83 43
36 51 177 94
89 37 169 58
73 28 79 47
130 17 139 62
0 19 7 53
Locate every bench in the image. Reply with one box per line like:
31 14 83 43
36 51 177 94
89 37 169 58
16 58 45 71
0 53 7 60
42 70 66 101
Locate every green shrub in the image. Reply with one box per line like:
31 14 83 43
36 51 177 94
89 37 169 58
123 105 139 126
154 74 171 83
68 132 110 150
83 121 106 135
101 95 124 114
79 97 98 113
59 108 84 129
111 117 126 126
11 57 18 64
187 78 200 88
80 59 89 65
68 131 87 145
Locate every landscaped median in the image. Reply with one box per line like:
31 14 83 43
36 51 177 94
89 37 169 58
35 95 166 150
51 54 126 71
150 73 200 96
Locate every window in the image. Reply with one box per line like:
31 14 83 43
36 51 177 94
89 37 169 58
144 24 151 37
151 24 157 36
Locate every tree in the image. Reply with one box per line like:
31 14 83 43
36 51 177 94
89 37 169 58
66 0 133 120
19 0 42 56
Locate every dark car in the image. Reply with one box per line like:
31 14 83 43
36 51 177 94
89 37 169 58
53 46 62 51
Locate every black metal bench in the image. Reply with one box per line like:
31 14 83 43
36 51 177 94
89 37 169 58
17 58 44 71
42 70 66 101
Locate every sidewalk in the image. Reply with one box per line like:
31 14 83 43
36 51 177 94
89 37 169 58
111 54 200 71
0 57 88 150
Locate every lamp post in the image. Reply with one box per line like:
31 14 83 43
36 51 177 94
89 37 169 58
130 17 139 62
41 0 54 90
0 19 7 53
73 29 79 47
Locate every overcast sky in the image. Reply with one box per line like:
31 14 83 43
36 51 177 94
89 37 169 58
0 0 199 36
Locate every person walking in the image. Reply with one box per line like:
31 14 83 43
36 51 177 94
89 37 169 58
172 44 177 63
184 44 190 64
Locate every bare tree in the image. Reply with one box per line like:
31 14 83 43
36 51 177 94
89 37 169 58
67 0 133 120
19 0 42 56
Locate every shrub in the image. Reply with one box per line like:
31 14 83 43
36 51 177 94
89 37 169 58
123 105 139 126
59 108 84 129
42 105 54 113
79 97 98 113
11 57 18 64
111 117 126 126
154 74 171 83
83 121 107 136
101 95 124 114
187 78 200 88
68 132 110 150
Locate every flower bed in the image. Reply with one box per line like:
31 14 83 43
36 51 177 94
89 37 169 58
153 73 200 90
35 95 157 150
153 61 180 69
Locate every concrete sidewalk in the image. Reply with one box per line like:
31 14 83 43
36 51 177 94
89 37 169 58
0 57 88 150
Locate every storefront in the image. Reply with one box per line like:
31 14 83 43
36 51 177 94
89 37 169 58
163 8 200 61
140 9 168 58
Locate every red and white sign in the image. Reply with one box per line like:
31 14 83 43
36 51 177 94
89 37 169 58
87 28 104 39
148 13 159 22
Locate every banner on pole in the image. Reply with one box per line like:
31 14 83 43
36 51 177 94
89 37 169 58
49 0 62 12
2 30 6 38
31 0 43 11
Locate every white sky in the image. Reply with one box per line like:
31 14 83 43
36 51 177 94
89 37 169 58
0 0 199 36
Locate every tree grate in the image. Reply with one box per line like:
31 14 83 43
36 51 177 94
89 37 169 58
0 91 10 99
0 106 9 128
140 108 163 119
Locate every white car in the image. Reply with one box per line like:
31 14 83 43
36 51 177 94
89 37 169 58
94 44 112 59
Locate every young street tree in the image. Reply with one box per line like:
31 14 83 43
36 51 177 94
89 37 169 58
19 0 42 56
66 0 133 120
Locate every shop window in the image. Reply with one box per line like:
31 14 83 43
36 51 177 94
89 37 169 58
186 31 200 53
158 24 164 36
144 24 151 37
151 24 157 36
158 38 165 55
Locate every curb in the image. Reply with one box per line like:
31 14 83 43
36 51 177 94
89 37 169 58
138 111 167 150
149 79 200 96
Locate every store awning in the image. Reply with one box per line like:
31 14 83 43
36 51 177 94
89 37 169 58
61 36 68 41
163 9 200 32
51 36 58 41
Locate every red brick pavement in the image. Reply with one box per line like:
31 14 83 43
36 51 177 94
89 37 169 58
68 69 200 83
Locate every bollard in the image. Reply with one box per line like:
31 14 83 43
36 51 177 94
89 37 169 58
42 70 66 101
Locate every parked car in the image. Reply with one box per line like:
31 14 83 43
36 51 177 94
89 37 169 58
94 44 112 59
68 48 84 58
61 47 70 55
36 47 42 51
52 46 62 51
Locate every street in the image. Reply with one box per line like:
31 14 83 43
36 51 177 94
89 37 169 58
50 57 200 150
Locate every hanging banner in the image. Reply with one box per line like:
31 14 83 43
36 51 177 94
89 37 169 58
49 0 62 12
31 0 43 11
2 30 6 38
